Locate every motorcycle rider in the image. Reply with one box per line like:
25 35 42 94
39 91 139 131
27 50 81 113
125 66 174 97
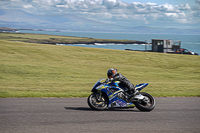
106 68 138 97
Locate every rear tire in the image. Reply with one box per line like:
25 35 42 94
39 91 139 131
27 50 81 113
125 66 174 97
134 92 155 111
87 92 108 110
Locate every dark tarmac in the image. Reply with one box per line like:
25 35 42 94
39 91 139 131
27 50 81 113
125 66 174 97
0 97 200 133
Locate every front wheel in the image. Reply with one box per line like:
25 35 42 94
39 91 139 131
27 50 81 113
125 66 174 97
87 92 108 110
134 92 155 111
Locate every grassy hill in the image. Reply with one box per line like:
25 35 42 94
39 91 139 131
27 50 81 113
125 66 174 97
0 37 200 97
0 32 144 44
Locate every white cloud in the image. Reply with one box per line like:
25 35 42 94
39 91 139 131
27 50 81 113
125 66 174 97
23 4 33 9
0 0 199 28
165 13 178 18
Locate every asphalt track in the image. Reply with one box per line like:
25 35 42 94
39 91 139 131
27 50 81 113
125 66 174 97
0 97 200 133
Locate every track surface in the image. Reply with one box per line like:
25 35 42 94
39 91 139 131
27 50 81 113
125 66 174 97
0 97 200 133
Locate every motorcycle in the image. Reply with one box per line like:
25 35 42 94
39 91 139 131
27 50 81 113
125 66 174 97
87 78 155 111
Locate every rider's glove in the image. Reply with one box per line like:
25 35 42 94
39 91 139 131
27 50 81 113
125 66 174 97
105 78 113 83
105 79 110 83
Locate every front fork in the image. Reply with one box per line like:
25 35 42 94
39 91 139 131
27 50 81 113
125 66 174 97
95 91 104 102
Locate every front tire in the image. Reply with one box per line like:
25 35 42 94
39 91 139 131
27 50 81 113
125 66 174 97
87 92 108 110
134 92 155 111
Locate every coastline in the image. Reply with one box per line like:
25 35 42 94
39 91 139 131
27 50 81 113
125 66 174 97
0 32 146 45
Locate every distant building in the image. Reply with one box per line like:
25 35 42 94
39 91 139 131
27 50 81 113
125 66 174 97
151 39 181 53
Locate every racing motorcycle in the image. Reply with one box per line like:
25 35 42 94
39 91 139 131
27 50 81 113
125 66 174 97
87 78 155 111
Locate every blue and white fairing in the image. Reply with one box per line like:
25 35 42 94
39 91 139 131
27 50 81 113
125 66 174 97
91 79 148 108
135 83 149 91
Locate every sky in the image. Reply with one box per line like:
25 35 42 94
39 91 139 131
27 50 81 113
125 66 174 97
0 0 200 29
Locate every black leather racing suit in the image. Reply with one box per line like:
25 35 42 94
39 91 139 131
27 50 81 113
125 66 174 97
110 73 135 93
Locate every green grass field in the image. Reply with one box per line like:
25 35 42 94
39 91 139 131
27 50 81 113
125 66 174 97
0 34 200 97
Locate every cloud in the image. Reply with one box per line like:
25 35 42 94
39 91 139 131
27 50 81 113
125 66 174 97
0 0 199 28
196 0 200 4
23 4 33 9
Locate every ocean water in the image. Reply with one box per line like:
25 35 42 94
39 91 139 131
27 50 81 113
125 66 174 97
19 30 200 54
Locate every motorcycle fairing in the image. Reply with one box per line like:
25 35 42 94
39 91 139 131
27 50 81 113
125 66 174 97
93 80 135 108
135 83 148 91
108 96 135 108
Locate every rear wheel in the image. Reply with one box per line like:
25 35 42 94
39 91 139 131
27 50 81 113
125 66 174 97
87 92 108 110
134 92 155 111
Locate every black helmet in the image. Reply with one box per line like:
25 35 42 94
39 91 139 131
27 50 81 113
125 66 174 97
107 68 118 79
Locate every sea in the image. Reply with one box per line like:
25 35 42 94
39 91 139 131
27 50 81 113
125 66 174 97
18 30 200 55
